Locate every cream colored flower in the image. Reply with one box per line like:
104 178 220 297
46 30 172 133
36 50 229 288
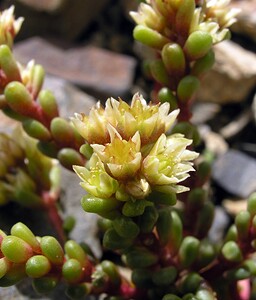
92 125 142 181
142 133 198 193
71 102 110 145
0 6 24 48
105 93 179 145
73 153 119 199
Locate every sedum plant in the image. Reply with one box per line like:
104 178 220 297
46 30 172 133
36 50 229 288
1 1 256 300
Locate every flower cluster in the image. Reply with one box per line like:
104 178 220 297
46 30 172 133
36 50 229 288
0 6 23 48
73 93 198 201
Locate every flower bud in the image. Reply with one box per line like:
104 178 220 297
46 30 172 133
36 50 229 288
178 236 200 269
125 247 158 268
22 119 51 141
180 272 202 294
235 211 250 241
79 144 93 160
138 206 158 233
149 60 170 86
247 192 256 217
194 201 214 238
161 43 185 76
0 257 11 279
243 259 256 276
122 199 152 217
40 236 64 265
57 148 84 170
191 50 215 77
62 258 83 283
158 87 178 110
195 240 216 269
101 260 121 286
5 81 36 116
132 269 152 288
0 45 21 82
152 266 177 286
1 236 33 263
177 75 200 102
50 117 75 145
175 0 195 37
81 194 120 216
32 276 58 294
26 255 51 278
133 25 169 49
184 31 213 61
221 241 243 263
11 222 40 253
103 228 133 250
225 267 250 281
149 190 177 206
64 240 87 266
63 216 76 234
113 216 140 239
29 64 44 99
38 90 59 120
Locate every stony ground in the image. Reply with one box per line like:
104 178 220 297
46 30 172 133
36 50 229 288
0 0 255 299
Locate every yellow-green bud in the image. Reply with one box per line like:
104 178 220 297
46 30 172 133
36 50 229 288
138 206 158 233
180 272 202 294
132 269 152 288
221 241 243 263
1 236 33 263
0 45 21 82
178 236 200 269
5 81 35 115
177 75 200 102
191 50 215 76
30 64 44 99
184 31 213 61
152 266 177 286
26 255 51 278
65 284 88 299
162 295 182 300
37 141 58 158
194 201 214 238
38 90 59 120
40 236 64 265
133 25 169 50
22 119 51 141
81 194 120 215
57 148 84 170
125 247 158 268
50 117 75 145
62 258 83 283
161 43 185 76
122 199 152 217
0 263 26 287
103 228 133 250
235 211 251 241
11 222 40 253
0 257 11 279
101 260 121 286
158 87 178 110
113 216 140 239
150 60 171 86
175 0 195 37
247 192 256 216
64 240 87 266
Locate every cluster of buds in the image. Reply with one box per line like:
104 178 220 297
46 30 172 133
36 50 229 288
130 0 239 120
0 7 85 170
0 127 59 207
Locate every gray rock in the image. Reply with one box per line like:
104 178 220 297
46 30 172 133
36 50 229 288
196 40 256 104
212 149 256 198
14 37 137 99
231 0 256 42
